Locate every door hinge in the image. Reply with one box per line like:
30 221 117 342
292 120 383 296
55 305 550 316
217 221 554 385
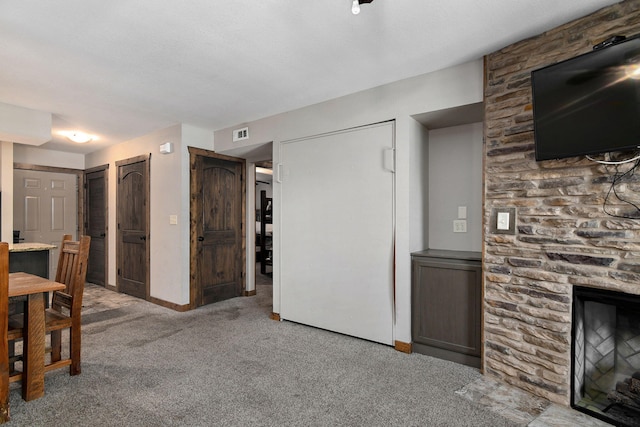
117 268 121 276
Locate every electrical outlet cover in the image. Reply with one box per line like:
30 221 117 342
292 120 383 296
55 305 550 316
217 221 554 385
453 219 467 233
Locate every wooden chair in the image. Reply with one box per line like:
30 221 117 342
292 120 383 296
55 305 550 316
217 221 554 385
8 234 91 378
0 243 10 423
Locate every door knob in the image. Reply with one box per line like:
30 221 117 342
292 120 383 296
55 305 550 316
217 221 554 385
198 236 204 241
140 236 146 241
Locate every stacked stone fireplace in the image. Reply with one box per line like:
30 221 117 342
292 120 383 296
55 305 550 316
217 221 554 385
482 0 640 420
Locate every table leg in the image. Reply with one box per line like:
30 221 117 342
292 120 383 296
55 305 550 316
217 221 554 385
22 293 46 401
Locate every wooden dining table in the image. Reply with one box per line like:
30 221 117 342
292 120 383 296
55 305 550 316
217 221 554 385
8 272 65 401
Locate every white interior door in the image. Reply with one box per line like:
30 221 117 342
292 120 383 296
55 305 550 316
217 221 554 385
13 169 78 278
279 121 395 345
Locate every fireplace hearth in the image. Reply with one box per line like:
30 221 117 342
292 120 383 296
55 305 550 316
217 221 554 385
573 286 640 427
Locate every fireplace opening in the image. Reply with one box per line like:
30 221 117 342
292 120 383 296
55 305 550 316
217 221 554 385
573 286 640 427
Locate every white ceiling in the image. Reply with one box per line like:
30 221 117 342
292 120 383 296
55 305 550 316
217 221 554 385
0 0 621 154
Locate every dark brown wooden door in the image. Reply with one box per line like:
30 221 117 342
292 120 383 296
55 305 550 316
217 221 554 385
116 155 149 299
190 148 245 307
85 167 108 286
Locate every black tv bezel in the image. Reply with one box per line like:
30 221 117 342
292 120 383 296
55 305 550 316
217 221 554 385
531 34 640 161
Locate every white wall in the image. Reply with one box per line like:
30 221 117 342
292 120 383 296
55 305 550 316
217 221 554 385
428 122 483 252
0 143 85 244
14 145 85 169
0 102 51 146
0 142 13 243
409 119 429 252
214 59 484 345
85 124 213 305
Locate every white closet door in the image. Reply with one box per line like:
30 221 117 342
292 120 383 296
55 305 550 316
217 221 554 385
280 121 395 345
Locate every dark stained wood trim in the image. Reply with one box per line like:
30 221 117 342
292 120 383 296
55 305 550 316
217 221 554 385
148 296 190 312
480 54 488 375
188 147 242 163
243 290 256 297
105 283 117 293
394 341 412 354
13 163 83 175
114 153 150 168
84 163 109 174
189 149 199 308
14 163 85 241
188 147 246 309
270 312 280 321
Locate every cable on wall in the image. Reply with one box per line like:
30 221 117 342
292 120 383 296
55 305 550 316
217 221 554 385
596 152 640 219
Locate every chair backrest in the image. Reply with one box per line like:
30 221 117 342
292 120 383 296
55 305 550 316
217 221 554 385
52 235 91 318
0 242 9 420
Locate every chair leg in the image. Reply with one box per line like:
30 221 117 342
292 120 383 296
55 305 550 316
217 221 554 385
8 341 15 374
70 326 81 376
50 330 62 364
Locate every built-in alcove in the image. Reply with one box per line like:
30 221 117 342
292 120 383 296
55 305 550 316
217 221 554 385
410 102 484 366
573 286 640 427
411 101 484 253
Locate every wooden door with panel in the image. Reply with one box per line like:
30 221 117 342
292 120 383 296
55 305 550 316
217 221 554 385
190 149 245 307
116 155 149 300
85 167 107 286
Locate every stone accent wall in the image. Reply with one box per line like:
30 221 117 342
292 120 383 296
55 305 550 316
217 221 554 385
483 0 640 405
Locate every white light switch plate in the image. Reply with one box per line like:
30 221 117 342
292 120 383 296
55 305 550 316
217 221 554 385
458 206 467 219
169 215 178 225
497 212 510 230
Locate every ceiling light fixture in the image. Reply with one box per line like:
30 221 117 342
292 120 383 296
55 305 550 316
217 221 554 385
61 131 94 144
352 0 373 15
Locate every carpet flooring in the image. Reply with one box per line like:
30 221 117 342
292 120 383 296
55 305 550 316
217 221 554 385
5 284 603 426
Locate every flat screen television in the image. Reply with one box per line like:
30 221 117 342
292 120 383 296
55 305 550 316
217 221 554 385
531 34 640 161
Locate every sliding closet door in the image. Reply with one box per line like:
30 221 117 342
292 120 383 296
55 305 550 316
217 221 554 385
280 121 395 345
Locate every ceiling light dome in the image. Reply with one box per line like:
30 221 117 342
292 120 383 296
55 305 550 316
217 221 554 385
61 131 94 143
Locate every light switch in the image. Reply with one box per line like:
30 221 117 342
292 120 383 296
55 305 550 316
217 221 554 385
497 212 510 230
458 206 467 219
169 215 178 225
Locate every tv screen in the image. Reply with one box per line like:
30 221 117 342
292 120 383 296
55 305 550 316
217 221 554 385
532 35 640 161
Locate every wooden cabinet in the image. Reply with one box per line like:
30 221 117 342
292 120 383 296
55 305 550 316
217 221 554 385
9 244 55 314
9 244 55 279
411 249 481 368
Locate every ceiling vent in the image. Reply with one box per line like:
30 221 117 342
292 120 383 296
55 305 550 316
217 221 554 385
233 127 249 142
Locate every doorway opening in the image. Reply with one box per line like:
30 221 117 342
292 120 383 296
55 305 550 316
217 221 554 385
255 161 273 289
13 165 82 279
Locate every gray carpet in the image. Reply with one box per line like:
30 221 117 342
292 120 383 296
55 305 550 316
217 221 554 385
7 285 518 426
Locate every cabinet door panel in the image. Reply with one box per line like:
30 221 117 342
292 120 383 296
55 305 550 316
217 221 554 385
412 258 481 357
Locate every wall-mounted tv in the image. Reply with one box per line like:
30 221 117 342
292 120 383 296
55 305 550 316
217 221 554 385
532 34 640 161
